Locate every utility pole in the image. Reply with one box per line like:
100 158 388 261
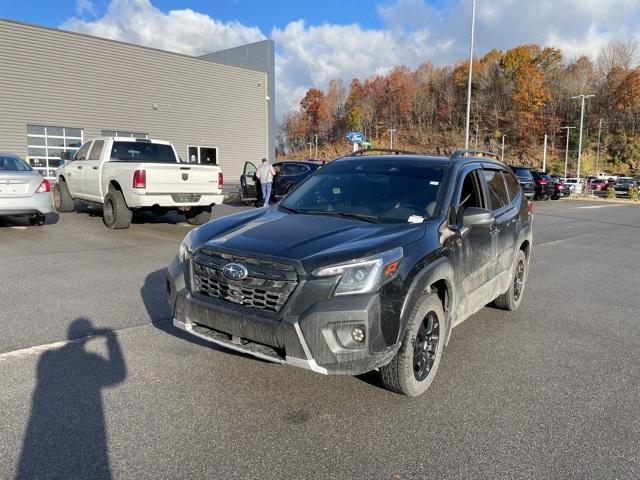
595 119 603 172
387 128 397 150
314 133 318 158
464 0 477 150
561 126 576 179
474 123 479 149
571 94 595 181
542 134 548 172
501 134 506 161
307 142 312 159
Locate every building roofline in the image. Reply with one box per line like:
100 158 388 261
0 17 268 73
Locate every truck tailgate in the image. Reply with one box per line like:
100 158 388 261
144 164 220 194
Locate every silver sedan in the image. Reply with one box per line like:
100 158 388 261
0 153 53 226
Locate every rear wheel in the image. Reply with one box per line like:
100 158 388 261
28 214 46 226
379 294 445 397
494 250 528 311
185 206 211 225
102 190 132 229
53 180 74 212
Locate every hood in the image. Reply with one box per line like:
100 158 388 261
192 208 428 271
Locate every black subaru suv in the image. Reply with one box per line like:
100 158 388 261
167 149 533 396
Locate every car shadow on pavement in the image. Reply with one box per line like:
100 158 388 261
0 213 59 227
16 318 126 480
73 203 186 225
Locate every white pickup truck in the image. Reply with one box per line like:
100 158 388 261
54 137 224 228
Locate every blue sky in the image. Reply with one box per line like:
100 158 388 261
2 0 639 117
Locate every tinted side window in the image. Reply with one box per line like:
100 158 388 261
88 140 104 161
75 142 92 161
504 172 521 201
482 170 510 210
455 170 484 223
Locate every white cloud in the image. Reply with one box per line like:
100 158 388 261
60 0 640 118
62 0 264 55
75 0 97 17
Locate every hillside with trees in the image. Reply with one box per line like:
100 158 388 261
280 41 640 175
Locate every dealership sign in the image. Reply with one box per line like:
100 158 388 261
346 131 366 144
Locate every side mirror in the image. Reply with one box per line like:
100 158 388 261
462 207 495 228
60 150 72 161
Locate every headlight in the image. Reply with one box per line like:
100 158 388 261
313 247 403 296
179 229 196 261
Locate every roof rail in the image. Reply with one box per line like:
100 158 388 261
347 148 421 157
450 149 500 161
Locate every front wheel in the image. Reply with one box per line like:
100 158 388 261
379 294 445 397
494 249 528 311
185 206 211 225
103 190 132 229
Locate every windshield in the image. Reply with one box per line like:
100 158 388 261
280 159 446 223
110 142 177 163
513 168 533 180
0 155 32 171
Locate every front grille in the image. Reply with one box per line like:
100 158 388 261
192 252 298 313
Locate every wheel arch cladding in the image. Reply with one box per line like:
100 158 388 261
399 257 455 345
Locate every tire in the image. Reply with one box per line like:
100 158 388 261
551 195 560 200
379 294 445 397
102 190 132 229
28 214 46 226
494 249 528 311
53 180 74 212
185 206 211 225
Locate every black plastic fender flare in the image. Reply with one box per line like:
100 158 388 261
398 256 456 347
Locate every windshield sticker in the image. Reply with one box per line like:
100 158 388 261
408 215 425 224
429 181 440 186
333 188 341 194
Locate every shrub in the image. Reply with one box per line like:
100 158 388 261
606 186 616 199
629 186 639 201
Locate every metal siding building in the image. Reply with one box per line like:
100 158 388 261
0 19 274 185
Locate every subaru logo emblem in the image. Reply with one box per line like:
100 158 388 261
222 262 248 280
182 173 188 181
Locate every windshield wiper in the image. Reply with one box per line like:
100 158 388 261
301 210 380 223
278 205 300 214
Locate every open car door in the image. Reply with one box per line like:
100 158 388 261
240 161 258 205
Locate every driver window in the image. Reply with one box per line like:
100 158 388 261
458 171 483 209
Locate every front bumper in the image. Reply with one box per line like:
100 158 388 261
0 192 53 216
128 192 224 209
167 255 399 376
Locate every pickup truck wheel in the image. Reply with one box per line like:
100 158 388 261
185 207 211 225
53 181 74 212
494 250 528 311
379 294 445 397
103 190 132 229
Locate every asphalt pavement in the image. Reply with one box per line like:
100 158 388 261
1 200 639 479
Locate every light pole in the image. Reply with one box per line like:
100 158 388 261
387 128 397 150
561 126 575 179
464 0 477 150
542 134 548 172
307 142 312 159
571 94 595 181
314 133 318 158
501 134 506 161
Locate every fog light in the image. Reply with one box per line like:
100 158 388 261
351 325 366 343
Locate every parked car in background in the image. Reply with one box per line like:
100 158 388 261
612 178 637 197
0 153 52 225
590 178 608 193
531 171 554 200
54 137 224 229
512 167 536 199
551 178 570 199
239 160 322 206
561 177 583 194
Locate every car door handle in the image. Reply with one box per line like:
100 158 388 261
77 165 83 169
92 166 98 170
